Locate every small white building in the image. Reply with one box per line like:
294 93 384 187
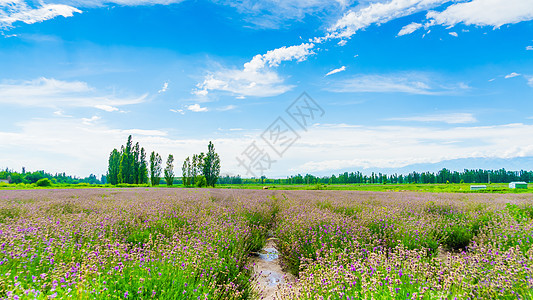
509 182 528 189
470 185 487 190
0 179 9 184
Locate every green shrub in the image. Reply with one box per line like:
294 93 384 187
443 224 473 250
35 178 52 187
195 175 207 188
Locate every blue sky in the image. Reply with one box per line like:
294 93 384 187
1 0 533 178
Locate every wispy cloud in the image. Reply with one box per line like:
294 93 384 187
390 0 533 37
170 108 184 114
527 46 533 50
326 73 468 95
292 122 533 172
449 31 458 37
325 66 346 76
328 0 448 39
217 105 237 111
0 0 81 29
386 113 477 124
211 0 352 29
0 77 147 109
158 82 168 93
527 76 533 87
81 115 101 125
398 22 422 36
95 105 119 112
505 72 521 79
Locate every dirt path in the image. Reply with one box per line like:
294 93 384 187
251 237 295 300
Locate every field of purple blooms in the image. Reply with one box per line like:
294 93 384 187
0 188 532 299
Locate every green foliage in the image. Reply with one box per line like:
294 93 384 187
182 157 191 187
35 178 52 187
182 141 221 188
442 224 473 250
108 135 149 186
506 203 533 222
150 151 162 186
24 171 45 184
107 149 121 185
164 154 174 186
195 175 207 188
203 141 221 187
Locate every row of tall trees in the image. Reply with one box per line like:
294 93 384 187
268 168 533 185
107 136 149 185
107 136 218 187
182 141 220 187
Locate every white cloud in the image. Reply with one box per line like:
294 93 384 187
505 72 521 79
328 0 448 39
210 0 353 29
81 115 101 125
387 113 477 124
0 117 173 177
449 31 458 37
291 122 533 172
95 104 119 112
158 82 168 93
2 117 533 177
194 43 314 98
0 0 81 29
527 77 533 87
325 66 346 76
398 22 423 36
527 46 533 50
194 69 293 98
217 105 237 111
169 108 184 114
243 43 315 72
122 129 167 136
337 40 347 46
326 73 468 95
0 77 147 108
187 103 208 112
426 0 533 28
53 110 72 117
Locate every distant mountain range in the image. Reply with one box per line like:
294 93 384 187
316 157 533 177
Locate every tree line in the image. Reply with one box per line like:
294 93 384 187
0 168 103 185
228 168 533 185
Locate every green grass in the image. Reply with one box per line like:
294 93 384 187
217 183 533 193
2 181 532 194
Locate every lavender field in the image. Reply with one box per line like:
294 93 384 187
1 188 532 299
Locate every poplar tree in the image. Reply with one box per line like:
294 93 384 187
138 148 148 184
182 157 190 187
164 154 174 186
107 149 121 185
203 141 220 187
149 151 162 186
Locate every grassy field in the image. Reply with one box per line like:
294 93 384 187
4 182 531 194
218 182 533 193
0 188 532 299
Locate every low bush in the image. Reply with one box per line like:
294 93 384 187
35 178 52 187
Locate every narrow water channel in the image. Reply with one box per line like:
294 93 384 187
251 237 295 299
